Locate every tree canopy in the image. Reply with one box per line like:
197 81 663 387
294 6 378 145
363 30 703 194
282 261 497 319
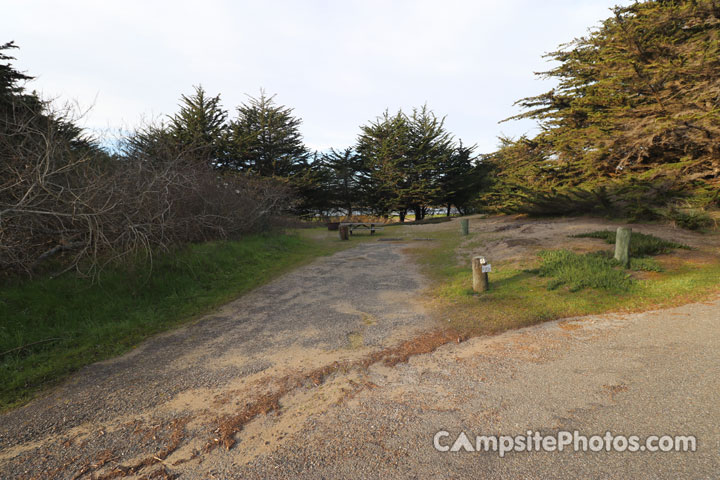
488 0 720 216
169 85 228 164
224 91 308 177
0 41 31 96
355 106 481 220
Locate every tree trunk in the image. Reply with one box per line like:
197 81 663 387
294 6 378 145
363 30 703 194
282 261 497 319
399 209 406 223
446 204 451 216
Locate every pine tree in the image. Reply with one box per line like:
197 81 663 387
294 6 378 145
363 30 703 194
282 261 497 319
1 41 94 154
0 41 31 96
356 106 458 220
225 91 308 177
436 141 482 215
405 105 455 220
322 148 363 216
168 85 227 165
356 110 409 218
290 152 334 217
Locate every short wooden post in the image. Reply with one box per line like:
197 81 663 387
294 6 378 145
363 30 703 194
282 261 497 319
614 227 631 267
472 256 489 292
339 225 349 240
461 219 469 236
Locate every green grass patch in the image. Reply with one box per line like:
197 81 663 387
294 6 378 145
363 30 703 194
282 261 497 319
532 230 678 290
628 257 663 272
404 226 720 338
665 208 715 231
0 230 345 411
571 230 689 256
531 250 664 292
534 250 633 292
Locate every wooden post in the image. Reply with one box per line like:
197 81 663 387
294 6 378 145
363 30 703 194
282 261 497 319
472 256 489 292
461 219 469 236
339 225 349 240
614 227 631 267
370 223 375 235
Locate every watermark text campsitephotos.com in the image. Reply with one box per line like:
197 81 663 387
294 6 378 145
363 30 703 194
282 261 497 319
433 430 696 457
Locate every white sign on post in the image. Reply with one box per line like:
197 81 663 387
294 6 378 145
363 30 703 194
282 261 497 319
481 264 492 273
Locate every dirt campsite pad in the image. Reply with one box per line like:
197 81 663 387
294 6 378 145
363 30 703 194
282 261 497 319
1 216 719 479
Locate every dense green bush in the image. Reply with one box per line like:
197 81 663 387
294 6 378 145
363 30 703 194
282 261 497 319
533 230 686 292
571 231 689 256
665 209 715 231
534 250 633 292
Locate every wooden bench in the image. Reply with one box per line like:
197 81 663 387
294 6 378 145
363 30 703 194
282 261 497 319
340 222 384 235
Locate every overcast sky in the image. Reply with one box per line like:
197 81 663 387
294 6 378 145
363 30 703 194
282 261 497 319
3 0 630 154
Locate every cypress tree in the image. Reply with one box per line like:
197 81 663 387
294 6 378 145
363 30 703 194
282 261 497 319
168 85 227 165
492 0 720 214
225 91 308 177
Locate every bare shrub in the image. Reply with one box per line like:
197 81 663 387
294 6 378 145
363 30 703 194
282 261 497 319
0 99 293 276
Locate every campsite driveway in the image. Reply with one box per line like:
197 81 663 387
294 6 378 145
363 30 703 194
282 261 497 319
0 241 434 478
1 229 719 479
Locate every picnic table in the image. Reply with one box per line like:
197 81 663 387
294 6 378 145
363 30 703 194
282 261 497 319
340 222 384 235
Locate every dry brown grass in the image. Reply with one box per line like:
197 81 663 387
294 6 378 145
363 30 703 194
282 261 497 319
92 417 190 480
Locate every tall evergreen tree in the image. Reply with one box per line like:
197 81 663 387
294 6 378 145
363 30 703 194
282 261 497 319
224 91 308 177
0 41 31 96
123 86 227 165
492 0 720 213
168 85 227 164
1 41 37 140
436 141 482 215
356 110 409 218
1 41 95 155
356 106 457 220
405 105 455 220
284 152 335 217
322 148 363 216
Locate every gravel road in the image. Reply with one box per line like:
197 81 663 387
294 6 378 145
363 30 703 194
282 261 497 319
0 241 432 479
1 228 718 479
223 296 720 479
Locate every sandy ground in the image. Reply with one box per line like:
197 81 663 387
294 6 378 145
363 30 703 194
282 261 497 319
1 216 718 479
453 214 718 269
228 296 720 479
